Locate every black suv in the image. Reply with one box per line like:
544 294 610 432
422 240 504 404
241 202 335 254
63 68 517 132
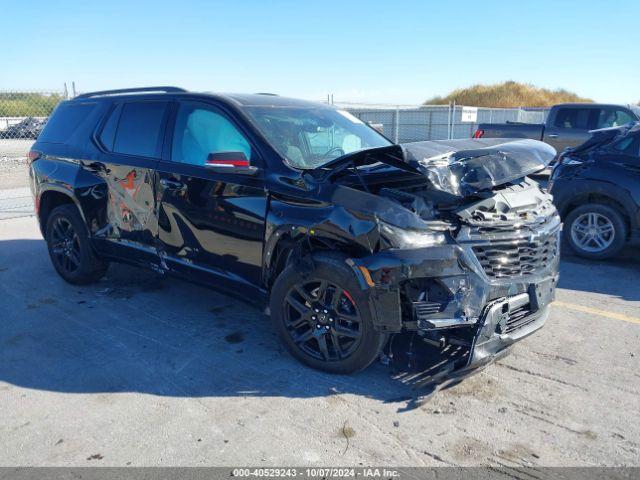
550 122 640 259
30 87 560 377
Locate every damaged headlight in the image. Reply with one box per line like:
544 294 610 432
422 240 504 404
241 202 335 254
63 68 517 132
379 222 447 249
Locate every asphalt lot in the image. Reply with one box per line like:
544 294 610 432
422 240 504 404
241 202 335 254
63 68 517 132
0 154 639 467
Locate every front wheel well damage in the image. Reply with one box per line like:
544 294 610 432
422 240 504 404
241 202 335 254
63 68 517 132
265 232 366 289
563 193 631 239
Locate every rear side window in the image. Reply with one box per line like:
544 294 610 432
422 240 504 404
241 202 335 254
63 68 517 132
553 108 597 130
109 101 168 157
38 102 96 143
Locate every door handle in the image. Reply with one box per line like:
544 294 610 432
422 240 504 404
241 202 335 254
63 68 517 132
160 178 185 191
547 134 559 139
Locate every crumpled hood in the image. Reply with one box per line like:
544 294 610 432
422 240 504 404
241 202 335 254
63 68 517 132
314 138 556 200
401 138 556 198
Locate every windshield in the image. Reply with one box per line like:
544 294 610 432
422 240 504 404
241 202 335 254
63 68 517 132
630 105 640 119
243 106 392 169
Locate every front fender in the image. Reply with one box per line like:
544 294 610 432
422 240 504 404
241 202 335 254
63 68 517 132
263 193 384 276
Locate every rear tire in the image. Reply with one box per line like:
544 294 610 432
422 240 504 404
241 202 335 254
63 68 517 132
270 252 387 374
564 203 626 260
45 204 109 284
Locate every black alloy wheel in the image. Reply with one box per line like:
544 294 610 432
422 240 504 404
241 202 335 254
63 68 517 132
283 279 362 362
45 204 109 284
270 253 387 374
49 217 82 275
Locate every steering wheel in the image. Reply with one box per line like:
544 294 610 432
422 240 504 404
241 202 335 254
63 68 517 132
320 146 345 160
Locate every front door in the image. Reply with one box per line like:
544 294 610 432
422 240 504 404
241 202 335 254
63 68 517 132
156 101 267 290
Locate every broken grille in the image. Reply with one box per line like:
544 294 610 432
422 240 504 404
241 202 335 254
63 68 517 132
472 232 558 279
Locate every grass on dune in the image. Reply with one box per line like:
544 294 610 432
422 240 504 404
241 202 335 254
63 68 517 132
425 81 592 108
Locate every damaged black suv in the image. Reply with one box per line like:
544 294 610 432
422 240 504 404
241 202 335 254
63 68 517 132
30 87 560 378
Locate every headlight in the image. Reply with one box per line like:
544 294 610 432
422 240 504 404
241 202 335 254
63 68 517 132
380 222 446 249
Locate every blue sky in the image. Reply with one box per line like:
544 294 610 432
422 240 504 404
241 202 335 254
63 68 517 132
3 0 639 104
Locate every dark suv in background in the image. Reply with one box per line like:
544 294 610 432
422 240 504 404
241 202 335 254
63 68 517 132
550 122 640 259
29 87 559 380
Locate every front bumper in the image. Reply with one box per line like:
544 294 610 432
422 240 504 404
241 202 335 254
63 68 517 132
348 215 560 383
467 293 550 369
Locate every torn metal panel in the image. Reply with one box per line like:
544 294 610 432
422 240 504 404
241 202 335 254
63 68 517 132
401 138 556 198
310 138 556 201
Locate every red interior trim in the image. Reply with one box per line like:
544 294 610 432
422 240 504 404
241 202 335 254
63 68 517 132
206 159 250 167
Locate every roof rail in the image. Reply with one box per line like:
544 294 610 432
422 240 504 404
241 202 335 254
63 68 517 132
255 92 279 96
75 86 187 99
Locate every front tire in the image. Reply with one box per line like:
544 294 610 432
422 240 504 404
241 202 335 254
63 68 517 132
564 203 626 259
45 204 109 284
270 253 387 374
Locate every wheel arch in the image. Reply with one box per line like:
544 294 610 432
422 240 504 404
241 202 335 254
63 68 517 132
263 225 371 290
38 187 85 235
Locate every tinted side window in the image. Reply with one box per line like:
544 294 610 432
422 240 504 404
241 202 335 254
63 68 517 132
171 103 251 166
38 102 96 144
597 108 636 129
112 101 168 157
553 108 596 130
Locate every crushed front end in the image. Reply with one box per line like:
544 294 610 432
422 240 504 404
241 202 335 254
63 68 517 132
343 140 561 387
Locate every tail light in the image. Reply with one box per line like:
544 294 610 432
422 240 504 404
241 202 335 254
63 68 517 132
472 129 484 139
27 150 41 163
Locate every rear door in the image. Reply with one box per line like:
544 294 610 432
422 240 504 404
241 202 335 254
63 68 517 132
156 100 267 290
544 106 599 152
90 100 169 265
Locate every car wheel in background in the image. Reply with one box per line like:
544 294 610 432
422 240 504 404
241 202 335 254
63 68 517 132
45 204 109 284
564 203 626 259
270 252 387 374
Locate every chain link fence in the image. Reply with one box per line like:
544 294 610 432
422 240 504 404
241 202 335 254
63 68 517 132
0 91 67 197
337 102 549 143
0 91 66 139
0 91 67 168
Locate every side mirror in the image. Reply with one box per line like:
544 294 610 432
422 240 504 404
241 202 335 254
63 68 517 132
205 151 258 175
